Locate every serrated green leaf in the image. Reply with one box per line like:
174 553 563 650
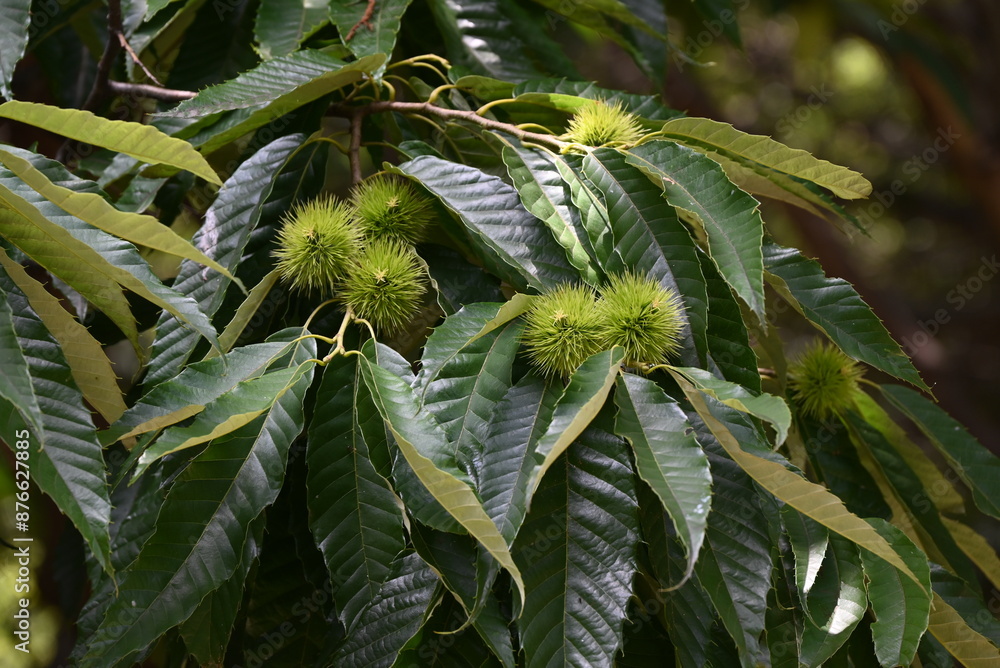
166 52 383 154
394 588 506 668
331 0 411 62
0 271 113 575
676 376 925 589
931 566 1000 649
501 143 602 286
255 0 328 59
209 269 283 358
393 156 579 292
0 248 124 425
699 248 760 391
581 148 708 366
427 0 575 81
880 384 1000 520
927 593 1000 667
0 0 30 99
479 375 560 546
0 147 237 282
180 513 265 666
799 534 867 667
133 362 314 476
528 347 623 500
0 150 219 357
689 413 772 668
307 352 406 633
511 80 683 123
359 343 526 605
667 365 790 445
625 140 765 319
844 409 977 587
421 245 506 315
763 241 928 391
614 373 711 586
334 550 440 668
145 134 307 387
657 116 872 200
515 413 639 668
78 335 316 667
103 340 292 445
0 264 46 434
859 518 932 668
0 101 221 185
553 154 615 273
781 507 828 619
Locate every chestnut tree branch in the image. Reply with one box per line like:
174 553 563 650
107 80 196 102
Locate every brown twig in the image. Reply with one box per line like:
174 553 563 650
345 0 377 41
336 100 569 151
349 107 365 185
107 80 196 102
118 33 162 86
81 0 124 113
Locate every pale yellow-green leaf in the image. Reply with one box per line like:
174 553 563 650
117 404 205 442
467 292 534 346
657 116 872 200
0 192 139 350
0 247 126 424
854 392 964 515
0 149 239 285
528 348 624 499
205 269 282 360
710 150 827 218
679 377 924 587
0 101 222 185
927 592 1000 667
942 517 1000 594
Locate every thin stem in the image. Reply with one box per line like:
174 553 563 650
340 100 568 151
344 0 376 41
107 80 196 101
303 299 340 329
475 98 522 117
118 33 162 85
81 0 124 113
427 84 457 104
349 107 364 186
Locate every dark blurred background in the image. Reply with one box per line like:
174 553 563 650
573 0 1000 453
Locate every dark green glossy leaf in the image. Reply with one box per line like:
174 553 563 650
427 0 575 81
359 342 526 602
103 341 291 445
689 412 772 667
930 565 1000 648
78 335 316 667
614 373 711 586
421 244 505 315
255 0 327 59
333 550 441 668
626 140 765 319
763 241 928 391
0 279 41 433
394 156 579 292
145 134 305 387
0 0 29 99
527 348 623 501
180 513 265 666
331 0 411 63
844 410 977 587
479 375 560 546
699 248 759 391
395 590 504 668
511 79 683 123
306 352 406 633
781 507 828 621
859 519 932 668
799 534 867 667
0 271 112 575
416 302 524 485
515 413 640 668
881 383 1000 520
581 148 708 366
501 143 602 285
